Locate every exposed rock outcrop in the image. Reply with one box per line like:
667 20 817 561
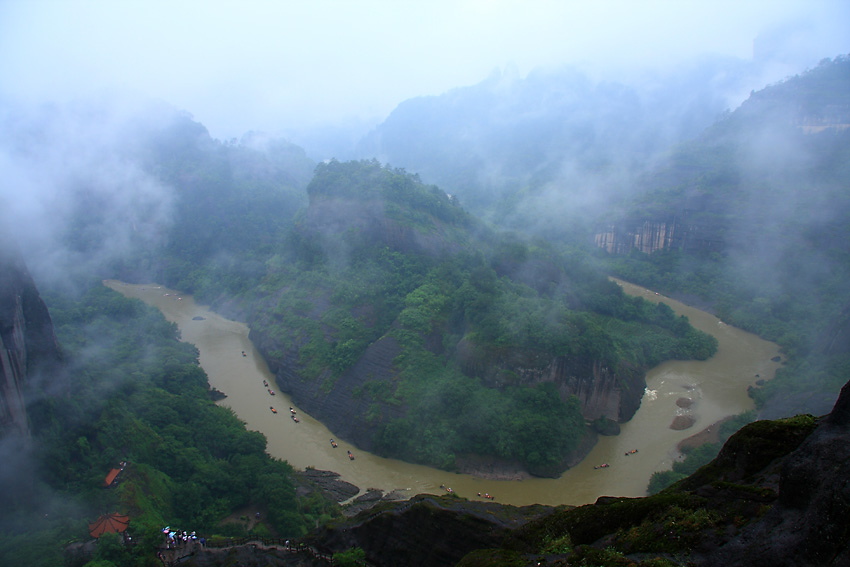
296 469 359 503
0 239 64 438
455 340 645 422
547 358 645 422
594 215 725 256
194 380 850 567
253 330 408 451
699 380 850 566
670 415 696 430
309 494 553 567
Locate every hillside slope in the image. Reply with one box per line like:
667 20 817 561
600 55 850 419
301 377 850 567
246 159 716 477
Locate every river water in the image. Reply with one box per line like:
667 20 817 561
104 279 780 507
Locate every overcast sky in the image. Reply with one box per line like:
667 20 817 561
1 0 848 140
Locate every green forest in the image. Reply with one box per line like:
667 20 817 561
603 57 850 419
0 282 339 567
5 54 848 567
238 160 717 474
93 139 719 476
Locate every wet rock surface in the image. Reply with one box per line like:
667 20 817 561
296 469 359 503
0 239 65 438
670 414 696 430
699 380 850 566
310 494 554 567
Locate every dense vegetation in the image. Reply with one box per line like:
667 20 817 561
0 282 337 567
603 56 850 418
69 127 715 476
248 159 716 473
112 117 315 302
3 50 847 567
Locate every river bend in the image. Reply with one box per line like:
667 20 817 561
105 279 780 506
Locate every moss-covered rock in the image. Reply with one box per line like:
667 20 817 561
673 414 817 491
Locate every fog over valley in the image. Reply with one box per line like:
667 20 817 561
1 2 850 566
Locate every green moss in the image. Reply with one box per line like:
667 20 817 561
566 546 637 566
332 546 367 566
514 493 703 552
617 505 722 553
709 481 777 500
675 415 817 490
541 532 573 554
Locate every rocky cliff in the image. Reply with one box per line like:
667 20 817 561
253 328 408 450
248 160 699 478
255 317 636 475
594 215 726 256
309 495 553 567
293 378 850 567
547 358 644 422
698 379 850 566
0 240 64 439
455 339 645 422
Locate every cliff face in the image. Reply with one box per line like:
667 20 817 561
309 495 552 567
455 339 645 422
302 379 850 567
594 216 725 255
0 242 63 438
546 358 644 422
252 327 408 450
700 380 850 567
255 310 641 476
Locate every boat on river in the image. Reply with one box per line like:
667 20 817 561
106 278 781 507
270 407 277 414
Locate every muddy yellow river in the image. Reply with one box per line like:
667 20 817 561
105 279 780 506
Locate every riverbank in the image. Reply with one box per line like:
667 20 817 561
107 279 781 506
676 416 735 452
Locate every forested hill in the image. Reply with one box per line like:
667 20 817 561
9 101 717 478
244 159 716 477
116 113 316 299
355 57 766 228
297 159 474 261
599 55 850 419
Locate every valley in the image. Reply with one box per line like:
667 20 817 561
106 278 779 506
